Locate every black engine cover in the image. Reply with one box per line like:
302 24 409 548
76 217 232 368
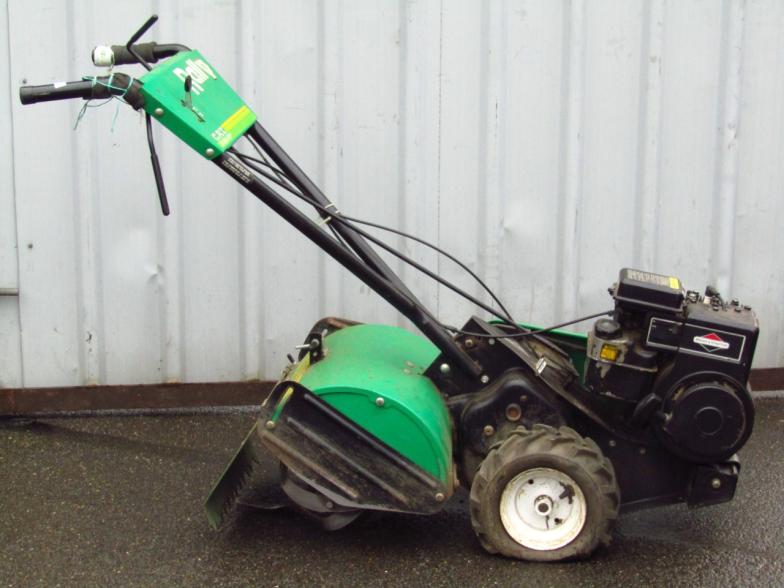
656 373 754 463
646 291 757 462
588 269 759 463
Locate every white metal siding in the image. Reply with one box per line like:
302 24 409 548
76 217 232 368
2 0 783 387
1 0 23 388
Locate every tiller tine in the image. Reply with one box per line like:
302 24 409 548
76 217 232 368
204 422 268 529
205 379 450 528
255 381 449 514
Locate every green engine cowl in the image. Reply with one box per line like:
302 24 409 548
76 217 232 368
297 324 452 484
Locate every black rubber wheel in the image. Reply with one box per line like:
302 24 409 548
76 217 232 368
469 424 620 561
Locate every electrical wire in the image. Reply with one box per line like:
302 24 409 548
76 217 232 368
442 309 613 339
231 143 611 341
245 136 299 192
232 149 517 325
240 138 350 249
231 148 517 324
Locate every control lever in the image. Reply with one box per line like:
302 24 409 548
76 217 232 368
183 75 193 108
180 76 204 122
145 114 170 216
127 14 169 215
126 15 159 71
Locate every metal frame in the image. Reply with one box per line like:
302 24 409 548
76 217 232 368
213 134 481 379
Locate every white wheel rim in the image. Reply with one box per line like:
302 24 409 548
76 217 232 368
499 467 587 551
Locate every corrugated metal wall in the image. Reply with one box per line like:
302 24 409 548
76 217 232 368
2 0 783 388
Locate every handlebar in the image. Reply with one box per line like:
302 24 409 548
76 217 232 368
19 80 99 105
19 74 144 109
18 15 186 218
20 13 187 107
92 42 190 67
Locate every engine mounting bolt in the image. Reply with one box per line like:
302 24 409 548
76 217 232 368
325 500 334 509
153 107 164 117
435 492 445 502
439 363 451 375
483 425 495 437
711 478 722 490
638 447 647 455
375 397 385 407
505 403 522 422
488 338 496 346
608 439 617 448
480 374 490 384
265 420 276 430
464 338 475 348
205 147 215 157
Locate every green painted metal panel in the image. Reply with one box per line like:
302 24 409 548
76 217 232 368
298 324 451 483
139 51 256 158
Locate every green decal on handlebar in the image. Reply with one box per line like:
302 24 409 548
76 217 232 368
139 50 256 158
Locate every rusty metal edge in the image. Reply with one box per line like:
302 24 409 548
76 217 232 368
749 368 784 394
1 368 782 417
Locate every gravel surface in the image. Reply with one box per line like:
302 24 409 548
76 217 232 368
1 398 782 587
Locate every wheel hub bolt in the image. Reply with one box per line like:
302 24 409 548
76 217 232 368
534 495 553 516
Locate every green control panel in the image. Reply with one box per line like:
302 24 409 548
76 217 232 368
139 50 256 159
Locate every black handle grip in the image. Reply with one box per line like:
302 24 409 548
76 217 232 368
20 74 144 109
19 81 102 105
92 42 190 67
110 42 158 65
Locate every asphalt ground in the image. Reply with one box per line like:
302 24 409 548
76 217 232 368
1 398 782 587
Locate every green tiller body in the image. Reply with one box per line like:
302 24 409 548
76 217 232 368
19 16 760 562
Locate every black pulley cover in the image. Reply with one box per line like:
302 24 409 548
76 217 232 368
657 376 753 463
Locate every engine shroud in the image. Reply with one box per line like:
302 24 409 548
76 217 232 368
585 268 758 463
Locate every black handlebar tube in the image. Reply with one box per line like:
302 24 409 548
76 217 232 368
19 74 144 108
19 79 111 104
102 42 191 66
246 123 421 306
214 151 482 379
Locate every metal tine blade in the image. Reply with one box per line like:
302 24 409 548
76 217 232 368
204 422 266 528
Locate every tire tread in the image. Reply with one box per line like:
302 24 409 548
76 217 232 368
469 425 620 561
